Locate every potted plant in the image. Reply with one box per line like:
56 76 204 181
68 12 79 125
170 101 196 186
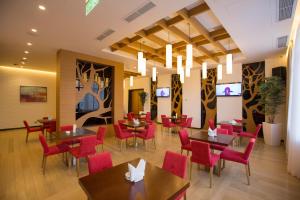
258 76 285 145
139 91 148 111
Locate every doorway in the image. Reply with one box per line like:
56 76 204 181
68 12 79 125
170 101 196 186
128 89 144 115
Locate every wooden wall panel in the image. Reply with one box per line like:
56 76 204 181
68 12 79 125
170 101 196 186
171 74 182 116
201 68 217 129
242 61 265 135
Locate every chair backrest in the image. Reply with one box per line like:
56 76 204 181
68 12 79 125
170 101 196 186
47 121 57 132
180 115 188 123
208 119 215 130
253 124 262 138
220 124 233 135
145 112 151 121
38 134 49 153
60 125 73 132
96 126 107 142
186 117 193 127
179 129 190 146
113 124 122 138
217 128 229 135
127 113 133 121
191 141 212 167
161 115 166 121
87 152 113 175
118 120 127 130
145 124 155 139
23 120 30 130
161 117 169 126
162 151 188 179
79 136 97 157
243 138 256 160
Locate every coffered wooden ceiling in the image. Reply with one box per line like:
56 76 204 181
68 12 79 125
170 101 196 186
110 2 241 69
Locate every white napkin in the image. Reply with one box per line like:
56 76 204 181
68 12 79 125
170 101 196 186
230 120 236 124
133 118 140 125
208 128 217 137
126 159 146 182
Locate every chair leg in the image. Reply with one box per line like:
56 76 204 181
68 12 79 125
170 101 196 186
76 158 80 177
189 162 193 180
209 167 213 188
248 162 251 176
41 155 45 168
187 150 189 156
184 193 187 200
65 152 69 167
26 132 29 143
181 149 183 154
245 164 250 185
218 160 221 177
222 159 225 169
43 157 47 175
102 144 104 152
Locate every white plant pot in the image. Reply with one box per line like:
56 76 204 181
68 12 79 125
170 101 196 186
263 122 282 146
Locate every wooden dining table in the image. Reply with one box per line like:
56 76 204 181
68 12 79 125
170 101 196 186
55 127 96 143
121 121 147 147
79 158 190 200
189 130 235 146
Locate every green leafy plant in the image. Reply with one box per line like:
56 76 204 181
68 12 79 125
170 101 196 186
139 91 148 107
258 76 285 123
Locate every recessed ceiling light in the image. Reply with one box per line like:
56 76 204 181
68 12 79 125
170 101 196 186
31 28 37 33
38 5 46 10
24 51 29 54
22 57 27 60
27 42 32 46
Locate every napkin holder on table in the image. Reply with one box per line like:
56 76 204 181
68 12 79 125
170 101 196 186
208 128 217 137
133 118 140 125
126 159 146 183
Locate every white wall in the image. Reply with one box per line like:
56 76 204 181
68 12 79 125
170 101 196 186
183 68 201 128
157 74 171 123
123 76 150 115
0 67 56 129
216 63 243 122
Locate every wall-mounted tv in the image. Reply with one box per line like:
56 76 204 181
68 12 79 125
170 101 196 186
216 82 242 97
156 87 170 97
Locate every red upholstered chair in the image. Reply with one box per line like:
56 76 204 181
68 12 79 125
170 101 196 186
45 120 56 139
127 112 134 121
136 124 156 149
113 124 134 151
96 126 107 151
118 120 134 133
162 151 188 200
59 125 80 145
233 119 243 133
210 128 229 151
220 124 234 135
208 119 216 130
38 134 69 175
24 120 43 143
190 141 221 188
179 117 193 130
179 129 191 155
69 136 97 176
220 138 256 185
162 117 176 133
239 124 262 138
87 152 113 175
145 112 151 121
177 114 187 124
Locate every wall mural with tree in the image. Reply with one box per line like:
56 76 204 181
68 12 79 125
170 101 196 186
76 59 113 127
171 74 182 116
242 61 265 135
150 80 157 120
201 68 217 129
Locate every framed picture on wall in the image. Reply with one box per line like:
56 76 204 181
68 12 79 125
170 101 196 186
20 86 47 102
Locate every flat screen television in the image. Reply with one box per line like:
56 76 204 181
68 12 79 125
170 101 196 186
156 87 170 97
216 82 242 96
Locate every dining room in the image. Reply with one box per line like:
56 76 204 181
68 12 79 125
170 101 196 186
1 0 300 200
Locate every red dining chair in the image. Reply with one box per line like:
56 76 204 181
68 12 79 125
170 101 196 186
136 123 156 149
190 141 221 188
179 117 193 131
45 120 56 140
69 136 97 176
96 126 107 151
118 120 134 133
160 115 167 131
162 117 176 133
208 119 215 130
239 124 262 138
38 134 69 175
87 152 113 175
220 138 256 185
220 124 234 135
127 112 134 121
162 151 188 200
145 112 151 121
24 120 43 143
113 124 134 151
179 129 191 156
177 114 187 124
210 128 229 151
233 119 243 133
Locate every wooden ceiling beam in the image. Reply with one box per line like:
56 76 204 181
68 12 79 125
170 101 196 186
196 48 241 60
177 9 227 55
157 19 219 63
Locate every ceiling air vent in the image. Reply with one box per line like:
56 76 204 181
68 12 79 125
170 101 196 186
278 0 294 21
277 35 288 48
124 1 156 23
96 29 115 41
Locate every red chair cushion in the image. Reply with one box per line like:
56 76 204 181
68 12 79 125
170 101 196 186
46 144 69 156
220 149 248 164
211 144 227 151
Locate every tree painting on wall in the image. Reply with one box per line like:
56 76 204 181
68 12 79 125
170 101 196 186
76 59 113 127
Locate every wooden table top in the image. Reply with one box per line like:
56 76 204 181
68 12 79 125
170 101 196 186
121 121 147 128
217 120 245 127
79 158 190 200
37 119 56 124
56 128 96 141
189 130 235 146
